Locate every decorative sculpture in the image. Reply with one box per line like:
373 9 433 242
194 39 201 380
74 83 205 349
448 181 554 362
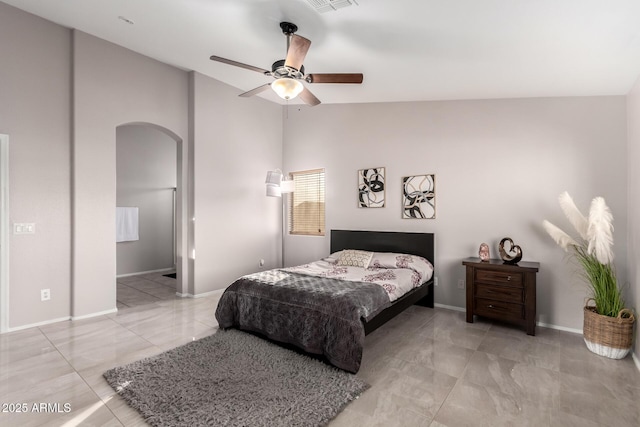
499 237 523 265
478 243 490 261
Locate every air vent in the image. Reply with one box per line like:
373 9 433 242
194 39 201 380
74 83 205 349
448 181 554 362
306 0 359 13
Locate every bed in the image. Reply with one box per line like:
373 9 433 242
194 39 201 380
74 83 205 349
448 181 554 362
215 230 435 373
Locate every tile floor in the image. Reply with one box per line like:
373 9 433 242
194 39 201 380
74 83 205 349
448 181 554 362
1 297 639 426
116 271 180 309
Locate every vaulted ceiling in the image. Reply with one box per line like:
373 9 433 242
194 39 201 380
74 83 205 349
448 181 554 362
5 0 640 106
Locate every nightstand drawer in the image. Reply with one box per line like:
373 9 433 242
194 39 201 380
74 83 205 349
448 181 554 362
475 283 523 303
475 298 523 320
476 270 523 287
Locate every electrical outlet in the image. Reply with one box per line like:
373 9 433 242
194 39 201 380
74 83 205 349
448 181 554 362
41 289 50 301
259 259 265 267
457 279 465 290
434 276 438 286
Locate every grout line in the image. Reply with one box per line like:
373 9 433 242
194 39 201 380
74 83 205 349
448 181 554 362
37 319 127 425
116 274 179 308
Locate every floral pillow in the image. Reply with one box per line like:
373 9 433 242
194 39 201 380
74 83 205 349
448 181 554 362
336 249 374 268
369 252 434 281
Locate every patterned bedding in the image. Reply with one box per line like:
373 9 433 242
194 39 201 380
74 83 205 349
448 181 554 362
214 252 434 373
284 251 434 302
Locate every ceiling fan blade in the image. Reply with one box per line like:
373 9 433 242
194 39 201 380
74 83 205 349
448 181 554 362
210 55 270 75
298 86 321 106
284 35 311 71
239 83 271 98
306 73 364 84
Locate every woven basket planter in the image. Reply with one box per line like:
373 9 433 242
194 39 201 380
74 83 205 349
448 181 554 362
583 299 635 359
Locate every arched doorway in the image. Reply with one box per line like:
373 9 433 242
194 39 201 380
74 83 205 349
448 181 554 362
115 123 184 308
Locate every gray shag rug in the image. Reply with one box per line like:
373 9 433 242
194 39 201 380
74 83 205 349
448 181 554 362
103 329 369 426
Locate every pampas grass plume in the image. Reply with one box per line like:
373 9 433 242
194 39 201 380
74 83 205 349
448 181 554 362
542 220 578 251
587 197 614 264
558 191 589 240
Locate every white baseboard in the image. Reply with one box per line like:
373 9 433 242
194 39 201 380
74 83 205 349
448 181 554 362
71 308 118 321
3 307 119 334
5 316 71 333
177 289 225 299
116 268 174 278
3 308 118 334
535 321 582 334
633 352 640 373
434 303 465 312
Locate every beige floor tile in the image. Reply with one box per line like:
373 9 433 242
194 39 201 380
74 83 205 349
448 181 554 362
3 297 639 427
0 371 121 427
478 329 561 371
418 310 490 350
558 371 640 427
432 378 553 427
461 351 560 409
390 333 476 378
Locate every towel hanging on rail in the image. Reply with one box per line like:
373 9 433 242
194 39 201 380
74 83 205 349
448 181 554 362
116 207 139 242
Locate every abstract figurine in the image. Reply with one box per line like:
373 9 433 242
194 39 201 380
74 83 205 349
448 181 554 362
499 237 523 265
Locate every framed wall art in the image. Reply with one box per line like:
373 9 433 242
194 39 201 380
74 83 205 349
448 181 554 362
402 174 435 219
358 167 385 208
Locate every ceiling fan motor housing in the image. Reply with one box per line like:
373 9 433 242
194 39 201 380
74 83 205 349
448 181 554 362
279 22 298 35
271 59 305 79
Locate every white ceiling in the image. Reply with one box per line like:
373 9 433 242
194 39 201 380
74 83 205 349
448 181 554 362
5 0 640 106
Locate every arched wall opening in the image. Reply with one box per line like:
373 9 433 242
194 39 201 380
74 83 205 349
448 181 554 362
115 122 186 297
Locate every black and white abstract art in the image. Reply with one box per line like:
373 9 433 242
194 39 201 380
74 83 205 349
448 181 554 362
402 174 436 219
358 167 385 208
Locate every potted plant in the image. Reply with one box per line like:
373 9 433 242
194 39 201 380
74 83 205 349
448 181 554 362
542 192 635 359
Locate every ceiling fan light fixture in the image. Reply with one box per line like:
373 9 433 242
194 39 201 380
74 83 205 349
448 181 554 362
271 78 304 100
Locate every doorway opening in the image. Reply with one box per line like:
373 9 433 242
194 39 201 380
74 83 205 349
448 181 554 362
115 124 180 309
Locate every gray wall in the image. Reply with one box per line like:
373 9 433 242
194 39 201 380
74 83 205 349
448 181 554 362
627 76 640 359
72 31 190 318
0 3 71 327
0 3 283 329
191 72 283 294
283 97 629 332
116 124 177 276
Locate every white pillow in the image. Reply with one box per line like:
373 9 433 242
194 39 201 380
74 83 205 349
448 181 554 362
336 249 374 268
324 251 342 263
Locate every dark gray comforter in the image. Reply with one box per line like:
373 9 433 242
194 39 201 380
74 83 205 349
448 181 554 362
215 270 391 373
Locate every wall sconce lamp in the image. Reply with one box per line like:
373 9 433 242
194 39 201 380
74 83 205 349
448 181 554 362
265 169 294 268
265 169 294 197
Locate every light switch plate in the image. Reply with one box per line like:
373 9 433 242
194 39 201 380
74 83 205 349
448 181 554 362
14 223 35 234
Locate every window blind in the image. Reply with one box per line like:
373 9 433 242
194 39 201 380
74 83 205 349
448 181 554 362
289 168 325 236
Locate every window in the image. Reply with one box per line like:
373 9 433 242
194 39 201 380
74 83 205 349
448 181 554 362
289 168 325 236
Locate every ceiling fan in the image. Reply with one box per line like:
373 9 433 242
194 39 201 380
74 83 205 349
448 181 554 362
210 22 363 106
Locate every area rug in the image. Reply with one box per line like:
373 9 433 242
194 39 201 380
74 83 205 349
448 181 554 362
103 329 369 426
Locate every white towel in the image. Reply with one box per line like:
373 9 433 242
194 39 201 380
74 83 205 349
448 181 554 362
116 207 139 242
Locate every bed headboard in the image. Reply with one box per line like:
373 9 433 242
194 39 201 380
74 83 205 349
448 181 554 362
330 230 435 265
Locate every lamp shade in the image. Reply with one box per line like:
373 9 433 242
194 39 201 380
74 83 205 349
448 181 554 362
266 170 283 197
271 78 304 100
280 179 295 194
266 184 281 197
265 170 282 185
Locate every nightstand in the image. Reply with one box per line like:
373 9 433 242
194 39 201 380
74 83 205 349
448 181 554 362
462 257 539 335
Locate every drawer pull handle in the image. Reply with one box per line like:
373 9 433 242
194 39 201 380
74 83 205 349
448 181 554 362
489 304 494 308
507 276 511 281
